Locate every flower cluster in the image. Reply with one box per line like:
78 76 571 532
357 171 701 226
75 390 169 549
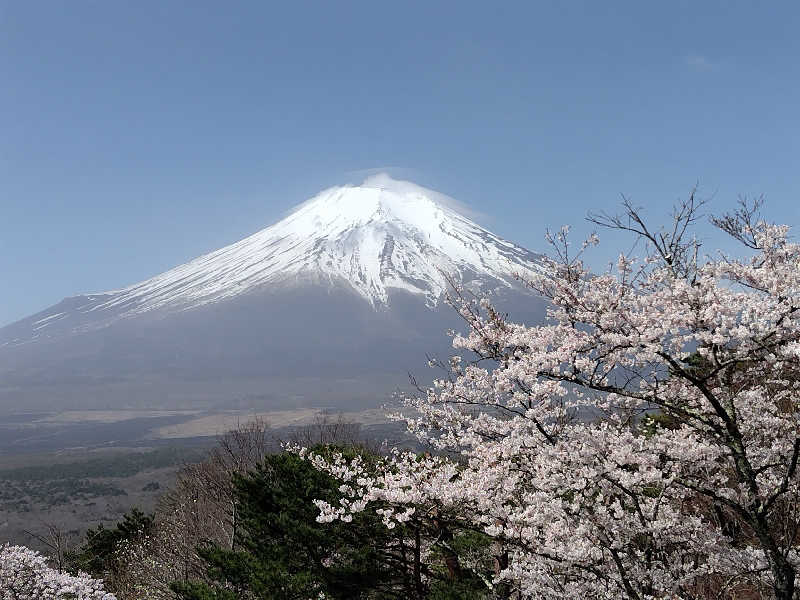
300 206 800 599
0 544 115 600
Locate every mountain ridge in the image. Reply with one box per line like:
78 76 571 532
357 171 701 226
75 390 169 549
92 173 546 309
0 176 550 417
2 175 547 347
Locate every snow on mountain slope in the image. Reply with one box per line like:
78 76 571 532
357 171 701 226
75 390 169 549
1 175 548 348
88 174 544 314
0 176 555 415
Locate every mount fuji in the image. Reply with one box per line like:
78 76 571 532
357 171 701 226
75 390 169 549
0 175 549 415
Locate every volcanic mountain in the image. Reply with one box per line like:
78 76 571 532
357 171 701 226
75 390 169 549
0 175 549 415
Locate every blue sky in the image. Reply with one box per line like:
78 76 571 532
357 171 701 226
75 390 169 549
1 1 799 326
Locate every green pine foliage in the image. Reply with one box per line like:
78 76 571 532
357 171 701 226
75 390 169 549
66 507 153 578
171 450 394 599
172 447 492 599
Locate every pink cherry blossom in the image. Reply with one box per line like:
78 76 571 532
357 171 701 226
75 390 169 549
0 544 116 600
298 199 800 599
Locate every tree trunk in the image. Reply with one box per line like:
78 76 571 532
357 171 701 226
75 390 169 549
413 525 425 599
752 510 796 600
772 557 795 600
493 539 512 599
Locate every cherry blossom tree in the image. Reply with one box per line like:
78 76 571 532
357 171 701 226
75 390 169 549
301 197 800 599
0 544 115 600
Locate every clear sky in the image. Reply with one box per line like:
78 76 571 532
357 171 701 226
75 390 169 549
1 1 799 326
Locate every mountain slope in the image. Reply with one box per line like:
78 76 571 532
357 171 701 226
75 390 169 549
3 175 546 348
104 174 544 310
0 176 549 415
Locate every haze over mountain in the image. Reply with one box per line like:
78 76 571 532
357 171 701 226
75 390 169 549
0 176 549 416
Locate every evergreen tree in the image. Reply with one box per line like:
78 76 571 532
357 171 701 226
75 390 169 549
172 450 396 599
67 508 153 579
172 448 491 599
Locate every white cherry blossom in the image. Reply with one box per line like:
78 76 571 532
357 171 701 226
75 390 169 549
300 199 800 599
0 544 115 600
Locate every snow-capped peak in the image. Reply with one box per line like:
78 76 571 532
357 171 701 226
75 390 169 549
88 175 545 315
